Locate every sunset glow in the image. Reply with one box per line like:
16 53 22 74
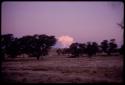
58 35 74 48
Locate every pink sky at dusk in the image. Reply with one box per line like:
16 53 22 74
1 1 124 48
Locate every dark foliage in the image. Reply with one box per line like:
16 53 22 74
1 34 57 60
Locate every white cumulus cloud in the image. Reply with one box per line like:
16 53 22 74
58 35 74 48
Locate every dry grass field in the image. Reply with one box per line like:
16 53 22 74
1 49 123 83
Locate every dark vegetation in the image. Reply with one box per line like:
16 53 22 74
56 39 124 58
1 34 124 61
1 34 56 60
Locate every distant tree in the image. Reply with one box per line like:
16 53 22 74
91 42 99 56
100 39 119 56
108 39 118 55
86 42 93 57
79 43 87 56
69 42 99 57
56 48 62 55
18 35 34 56
69 43 80 58
7 38 21 58
20 34 57 60
62 48 71 56
37 34 57 59
1 34 15 59
1 34 57 60
100 40 109 55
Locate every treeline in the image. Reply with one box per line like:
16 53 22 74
1 34 56 60
57 39 124 57
1 34 124 61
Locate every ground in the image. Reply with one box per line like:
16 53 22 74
1 50 123 83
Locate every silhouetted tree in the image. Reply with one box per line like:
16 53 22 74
56 48 62 55
79 43 87 56
108 39 118 55
63 48 71 56
18 35 34 56
86 42 93 57
91 42 99 56
7 38 21 58
37 34 56 60
1 34 56 60
19 34 57 60
1 34 15 59
100 39 119 56
69 42 99 57
69 43 80 58
100 40 109 55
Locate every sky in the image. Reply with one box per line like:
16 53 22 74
1 1 124 48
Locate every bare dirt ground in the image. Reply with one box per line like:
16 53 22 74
1 51 123 83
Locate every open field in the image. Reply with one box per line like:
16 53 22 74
1 51 123 83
